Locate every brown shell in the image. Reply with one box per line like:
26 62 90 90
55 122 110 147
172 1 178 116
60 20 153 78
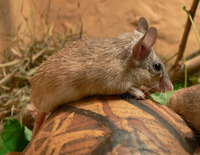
23 94 200 154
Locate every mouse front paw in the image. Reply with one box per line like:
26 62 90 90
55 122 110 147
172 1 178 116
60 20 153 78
128 87 145 99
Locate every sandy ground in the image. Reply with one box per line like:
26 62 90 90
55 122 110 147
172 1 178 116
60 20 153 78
0 0 200 60
44 0 200 58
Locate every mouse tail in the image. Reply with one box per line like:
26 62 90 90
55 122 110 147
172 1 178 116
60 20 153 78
31 111 47 140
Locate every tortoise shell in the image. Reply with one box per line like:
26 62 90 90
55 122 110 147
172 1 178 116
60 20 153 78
23 94 200 154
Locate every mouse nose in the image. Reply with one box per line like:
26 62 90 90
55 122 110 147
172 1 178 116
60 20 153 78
160 78 173 92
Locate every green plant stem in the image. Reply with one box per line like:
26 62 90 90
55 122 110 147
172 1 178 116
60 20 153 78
184 6 200 46
19 107 23 126
163 53 178 64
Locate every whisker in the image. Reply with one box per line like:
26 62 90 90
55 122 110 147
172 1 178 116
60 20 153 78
142 86 155 94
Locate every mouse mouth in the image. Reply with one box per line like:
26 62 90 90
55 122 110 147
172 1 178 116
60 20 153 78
151 88 159 92
141 85 163 94
140 86 156 97
141 85 158 91
142 78 173 93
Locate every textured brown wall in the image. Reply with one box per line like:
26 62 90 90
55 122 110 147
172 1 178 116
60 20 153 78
0 0 199 62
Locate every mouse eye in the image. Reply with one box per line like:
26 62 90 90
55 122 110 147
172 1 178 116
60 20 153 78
153 63 162 71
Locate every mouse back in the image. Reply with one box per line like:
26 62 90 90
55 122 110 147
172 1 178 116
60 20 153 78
31 17 173 113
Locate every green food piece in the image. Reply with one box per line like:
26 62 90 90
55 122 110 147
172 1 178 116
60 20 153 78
150 90 176 105
150 83 184 105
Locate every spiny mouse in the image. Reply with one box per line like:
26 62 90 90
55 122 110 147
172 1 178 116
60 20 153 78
31 17 173 138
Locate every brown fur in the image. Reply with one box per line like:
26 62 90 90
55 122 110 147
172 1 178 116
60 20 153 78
31 17 173 113
31 17 173 138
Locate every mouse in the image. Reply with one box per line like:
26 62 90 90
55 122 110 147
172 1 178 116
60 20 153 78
167 84 200 132
31 17 173 138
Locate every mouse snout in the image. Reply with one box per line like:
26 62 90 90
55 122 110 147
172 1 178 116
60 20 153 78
159 78 173 92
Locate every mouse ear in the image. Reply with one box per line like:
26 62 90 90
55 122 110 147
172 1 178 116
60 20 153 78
137 17 149 33
132 27 157 60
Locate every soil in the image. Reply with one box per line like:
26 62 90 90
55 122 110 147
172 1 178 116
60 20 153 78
44 0 200 58
0 0 200 61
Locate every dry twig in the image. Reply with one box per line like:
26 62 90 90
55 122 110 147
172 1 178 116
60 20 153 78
170 55 200 81
0 0 80 125
172 0 199 68
169 0 200 81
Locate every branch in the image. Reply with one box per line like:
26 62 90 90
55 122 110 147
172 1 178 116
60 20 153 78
170 55 200 81
186 49 200 60
169 0 199 75
0 68 18 85
174 0 199 67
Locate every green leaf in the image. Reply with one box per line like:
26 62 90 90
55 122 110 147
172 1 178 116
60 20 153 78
150 90 176 105
150 83 184 105
173 83 184 90
0 118 32 155
189 77 200 84
24 126 32 141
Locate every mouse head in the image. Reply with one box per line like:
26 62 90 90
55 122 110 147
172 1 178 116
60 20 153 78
130 17 173 92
